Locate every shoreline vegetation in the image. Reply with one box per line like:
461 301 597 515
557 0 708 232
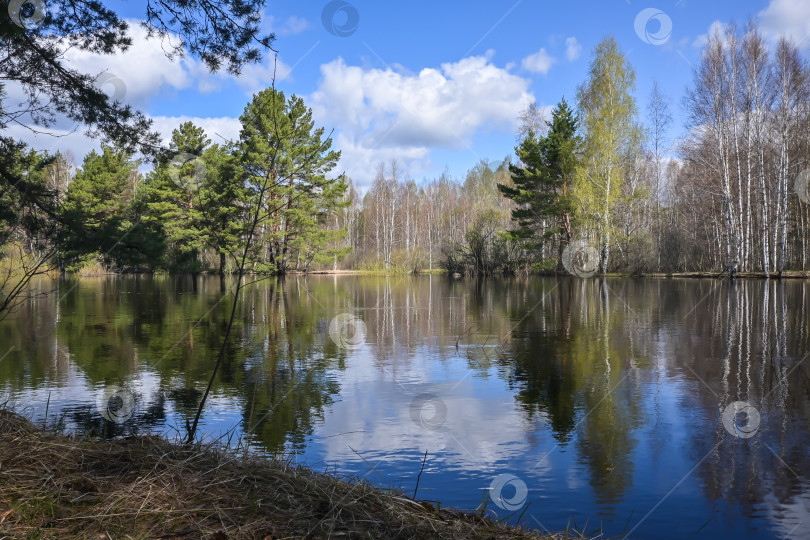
0 410 557 539
33 268 810 279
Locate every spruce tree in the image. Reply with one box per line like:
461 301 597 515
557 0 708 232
498 98 580 268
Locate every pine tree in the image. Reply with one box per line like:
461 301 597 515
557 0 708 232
61 145 144 269
0 142 59 318
139 122 211 272
198 143 249 275
239 89 347 274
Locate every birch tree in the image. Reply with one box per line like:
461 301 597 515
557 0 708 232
647 82 672 271
575 37 641 273
684 28 740 276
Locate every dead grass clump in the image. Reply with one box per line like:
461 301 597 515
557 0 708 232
0 410 554 539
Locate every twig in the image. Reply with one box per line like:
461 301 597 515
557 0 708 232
413 449 428 499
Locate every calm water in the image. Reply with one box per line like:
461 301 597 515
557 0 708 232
2 275 809 539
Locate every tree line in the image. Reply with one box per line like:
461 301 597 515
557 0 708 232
1 89 349 276
3 21 810 285
346 26 810 278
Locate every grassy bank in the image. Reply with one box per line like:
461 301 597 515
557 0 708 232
0 410 555 539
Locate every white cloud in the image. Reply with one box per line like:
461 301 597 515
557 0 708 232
521 48 556 74
693 21 726 49
310 56 534 188
565 37 582 62
6 123 101 165
759 0 810 45
309 351 546 478
61 23 193 108
193 57 292 96
62 20 290 103
330 133 433 186
268 15 309 36
9 19 288 159
150 116 242 146
6 116 242 169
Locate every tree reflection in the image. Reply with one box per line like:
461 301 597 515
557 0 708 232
497 278 644 502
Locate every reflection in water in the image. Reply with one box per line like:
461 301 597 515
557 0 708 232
1 275 809 538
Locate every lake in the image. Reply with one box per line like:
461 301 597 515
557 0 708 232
1 275 809 539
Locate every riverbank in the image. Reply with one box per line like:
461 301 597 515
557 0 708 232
49 267 810 279
0 410 554 539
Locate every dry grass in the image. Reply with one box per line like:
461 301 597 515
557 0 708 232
0 410 556 539
73 261 108 278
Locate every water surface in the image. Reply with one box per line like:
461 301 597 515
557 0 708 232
2 275 809 539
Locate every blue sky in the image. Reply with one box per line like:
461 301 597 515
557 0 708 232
14 0 810 189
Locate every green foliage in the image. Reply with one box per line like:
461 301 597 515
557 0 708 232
198 143 250 274
355 250 426 275
61 145 152 269
464 160 503 210
442 210 517 276
138 122 250 273
8 91 353 277
0 1 276 305
574 37 642 272
531 259 558 272
0 140 57 249
0 138 63 318
138 122 221 272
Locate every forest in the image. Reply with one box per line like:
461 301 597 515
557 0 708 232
3 20 810 289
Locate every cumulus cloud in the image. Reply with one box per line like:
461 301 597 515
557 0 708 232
192 57 292 96
9 19 289 159
565 37 582 61
521 48 556 74
5 123 100 164
759 0 810 45
7 115 242 168
330 133 433 185
61 23 193 108
62 20 290 101
309 56 534 188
